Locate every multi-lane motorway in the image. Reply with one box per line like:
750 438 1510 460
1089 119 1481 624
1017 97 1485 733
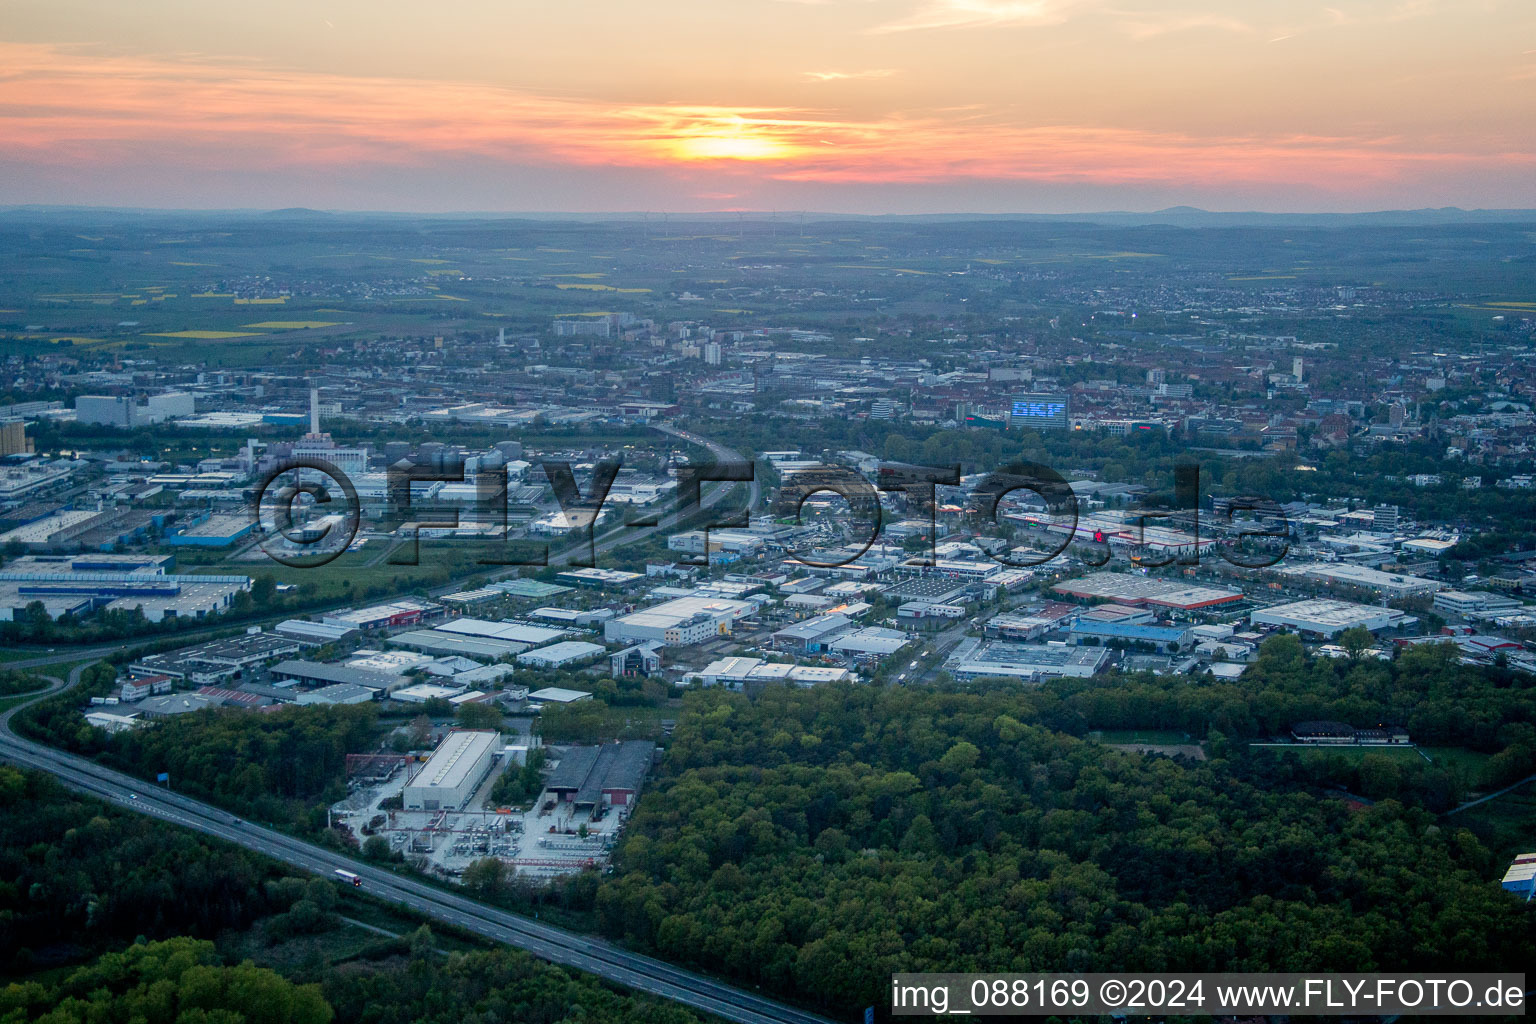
0 691 836 1024
0 426 832 1022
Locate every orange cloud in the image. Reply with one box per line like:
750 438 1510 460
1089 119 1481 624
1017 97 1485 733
0 42 1529 197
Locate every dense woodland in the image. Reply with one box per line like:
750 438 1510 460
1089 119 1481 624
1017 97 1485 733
20 697 383 837
11 637 1536 1019
595 660 1536 1012
1037 637 1536 794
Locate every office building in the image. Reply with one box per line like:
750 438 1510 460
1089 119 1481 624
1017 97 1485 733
1007 393 1070 431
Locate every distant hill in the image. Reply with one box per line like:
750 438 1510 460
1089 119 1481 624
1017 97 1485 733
261 207 336 219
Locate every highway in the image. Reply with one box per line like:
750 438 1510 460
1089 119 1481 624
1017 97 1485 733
0 680 837 1024
0 426 834 1024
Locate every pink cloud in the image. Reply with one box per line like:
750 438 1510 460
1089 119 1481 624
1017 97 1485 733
0 42 1529 201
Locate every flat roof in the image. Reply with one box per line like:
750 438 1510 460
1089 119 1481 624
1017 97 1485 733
434 618 567 644
828 627 909 654
517 640 606 665
773 613 852 641
274 619 357 642
490 579 574 598
393 682 467 701
269 659 404 689
1252 599 1403 627
1053 571 1242 607
952 641 1108 672
386 630 529 660
1277 562 1441 591
616 596 755 629
527 686 593 703
413 730 499 792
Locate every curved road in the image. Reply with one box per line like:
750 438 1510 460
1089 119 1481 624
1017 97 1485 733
0 428 826 1024
0 673 835 1024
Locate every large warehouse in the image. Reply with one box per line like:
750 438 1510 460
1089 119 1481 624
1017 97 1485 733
1275 562 1441 599
1052 572 1243 611
544 741 656 810
603 595 754 645
947 640 1109 681
403 729 500 811
516 640 606 668
1250 599 1410 638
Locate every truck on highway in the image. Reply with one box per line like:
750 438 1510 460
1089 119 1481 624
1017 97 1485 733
333 869 363 887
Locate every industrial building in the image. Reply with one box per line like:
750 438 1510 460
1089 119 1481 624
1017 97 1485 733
294 683 378 705
76 392 194 428
557 568 645 589
947 639 1109 681
391 682 467 704
1502 854 1536 898
1068 619 1193 652
771 613 853 653
516 640 606 668
603 595 754 645
0 461 74 502
490 578 574 599
0 568 252 623
1250 599 1411 638
273 619 358 645
128 632 305 684
696 657 852 689
826 627 911 662
386 630 529 661
1275 562 1442 599
269 659 405 692
526 686 594 708
1433 590 1523 617
321 599 442 631
165 514 254 548
403 730 501 811
544 741 655 810
435 618 568 645
1052 572 1243 611
1008 510 1217 562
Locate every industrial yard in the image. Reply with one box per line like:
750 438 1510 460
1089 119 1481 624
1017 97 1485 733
330 731 655 882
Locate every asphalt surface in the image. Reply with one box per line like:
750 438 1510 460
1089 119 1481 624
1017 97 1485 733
0 671 837 1024
0 433 833 1024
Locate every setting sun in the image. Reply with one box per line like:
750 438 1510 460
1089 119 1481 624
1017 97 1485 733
655 114 799 163
668 132 790 162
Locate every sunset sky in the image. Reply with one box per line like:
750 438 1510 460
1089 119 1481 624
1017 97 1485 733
3 0 1533 213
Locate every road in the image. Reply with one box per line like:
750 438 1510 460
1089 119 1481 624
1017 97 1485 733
4 421 755 672
0 431 831 1024
0 673 837 1024
1444 772 1536 816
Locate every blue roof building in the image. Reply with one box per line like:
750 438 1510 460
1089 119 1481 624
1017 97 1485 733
1068 619 1192 652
